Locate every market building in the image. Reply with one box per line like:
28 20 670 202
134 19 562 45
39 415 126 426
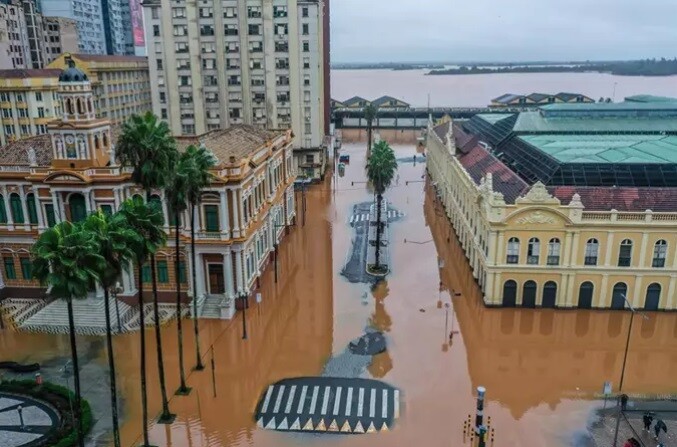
426 99 677 310
0 56 297 321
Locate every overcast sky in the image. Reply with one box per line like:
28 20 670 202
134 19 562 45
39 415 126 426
331 0 677 63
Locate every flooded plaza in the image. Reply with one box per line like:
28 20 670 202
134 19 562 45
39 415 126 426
1 141 677 447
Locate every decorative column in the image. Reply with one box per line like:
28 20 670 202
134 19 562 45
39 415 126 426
0 185 12 229
230 189 240 238
121 261 135 295
32 186 45 230
51 191 60 224
632 275 643 308
603 231 614 267
566 274 576 307
161 191 170 232
638 232 649 268
599 274 609 308
84 190 92 214
224 248 234 300
220 189 230 239
235 248 244 293
666 275 676 310
19 188 30 230
195 253 206 299
496 231 505 264
238 189 246 234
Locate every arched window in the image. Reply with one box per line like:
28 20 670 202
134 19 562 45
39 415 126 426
68 193 87 223
652 240 667 268
149 195 164 224
9 193 24 224
644 283 661 311
26 193 38 225
618 239 632 267
522 280 537 308
611 282 627 309
547 238 560 265
527 238 540 264
66 98 74 114
585 239 599 265
502 280 517 307
77 98 84 114
578 282 593 309
88 98 93 113
102 132 108 147
94 134 100 149
542 281 557 308
506 237 519 264
0 194 6 223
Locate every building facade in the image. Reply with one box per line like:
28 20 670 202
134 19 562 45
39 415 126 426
40 0 106 54
47 53 151 125
100 0 133 55
490 92 595 108
0 68 61 145
0 0 31 68
142 0 328 180
43 16 78 64
21 0 45 68
426 101 677 311
0 57 298 321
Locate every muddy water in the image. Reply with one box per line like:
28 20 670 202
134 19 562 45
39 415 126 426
2 142 677 447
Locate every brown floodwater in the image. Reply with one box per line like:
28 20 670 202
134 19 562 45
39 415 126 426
2 142 677 447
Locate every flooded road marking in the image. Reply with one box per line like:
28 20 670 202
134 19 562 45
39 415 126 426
285 385 296 413
297 385 308 414
345 387 353 416
382 389 388 418
333 386 342 415
261 385 274 413
309 386 319 414
357 388 365 417
394 389 400 418
321 386 331 415
291 418 301 430
278 417 289 430
369 388 376 418
273 385 285 413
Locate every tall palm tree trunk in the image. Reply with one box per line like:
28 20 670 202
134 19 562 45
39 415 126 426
175 221 189 394
66 297 85 447
103 288 121 447
375 193 382 268
190 203 204 370
150 253 172 421
367 123 373 158
137 262 150 447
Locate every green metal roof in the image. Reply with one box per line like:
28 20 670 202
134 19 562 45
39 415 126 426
624 95 677 103
475 113 515 124
513 111 677 133
540 101 677 111
519 134 677 164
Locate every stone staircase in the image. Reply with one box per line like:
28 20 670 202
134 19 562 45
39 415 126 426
200 295 235 319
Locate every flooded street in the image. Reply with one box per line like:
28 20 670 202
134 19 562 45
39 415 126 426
2 141 677 447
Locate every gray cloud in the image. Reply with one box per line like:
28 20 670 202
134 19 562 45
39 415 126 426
330 0 677 63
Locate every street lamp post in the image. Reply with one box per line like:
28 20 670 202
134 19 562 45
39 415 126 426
239 292 248 340
272 224 287 284
612 293 648 447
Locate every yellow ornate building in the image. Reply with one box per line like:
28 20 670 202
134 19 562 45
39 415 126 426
426 101 677 311
0 56 296 320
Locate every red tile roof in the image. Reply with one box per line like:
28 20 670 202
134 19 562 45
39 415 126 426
0 69 61 79
458 143 529 204
549 186 677 212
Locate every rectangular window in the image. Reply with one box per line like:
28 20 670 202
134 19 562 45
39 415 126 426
204 205 219 232
37 107 45 118
100 204 112 216
224 7 237 18
178 261 187 283
156 59 163 70
44 204 56 227
20 258 31 280
303 57 310 69
302 7 309 17
142 264 151 283
4 258 16 280
302 23 309 35
305 154 314 164
303 41 309 52
172 7 186 18
153 25 160 37
35 92 42 101
248 24 260 35
157 260 169 283
224 24 238 36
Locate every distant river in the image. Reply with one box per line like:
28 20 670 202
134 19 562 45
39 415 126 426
331 69 677 107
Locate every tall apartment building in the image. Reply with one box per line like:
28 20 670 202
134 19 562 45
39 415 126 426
48 53 151 125
0 0 31 68
39 0 106 54
21 0 45 68
100 0 133 55
0 68 61 146
142 0 329 181
43 16 78 64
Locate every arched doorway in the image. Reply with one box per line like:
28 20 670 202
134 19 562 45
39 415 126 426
542 281 557 308
522 281 537 308
644 283 661 311
502 280 517 307
68 193 87 222
611 283 627 310
578 282 593 309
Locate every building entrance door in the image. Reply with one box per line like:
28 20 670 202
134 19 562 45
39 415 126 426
208 264 225 295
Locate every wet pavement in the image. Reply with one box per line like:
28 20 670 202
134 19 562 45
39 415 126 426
0 141 676 447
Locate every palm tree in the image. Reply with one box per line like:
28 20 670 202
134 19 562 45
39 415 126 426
117 111 177 424
83 210 140 447
118 198 167 443
364 103 378 157
366 140 398 271
32 221 105 447
166 156 192 394
182 144 216 371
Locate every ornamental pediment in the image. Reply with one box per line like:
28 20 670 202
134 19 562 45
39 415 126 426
44 171 88 183
505 208 569 227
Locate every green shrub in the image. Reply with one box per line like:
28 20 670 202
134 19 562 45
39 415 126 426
0 379 93 447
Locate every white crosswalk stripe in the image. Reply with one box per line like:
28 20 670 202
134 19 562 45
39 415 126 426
369 388 376 418
309 386 319 414
321 386 331 415
382 389 388 418
394 389 400 418
345 387 353 416
273 385 285 413
261 386 274 413
333 387 342 416
297 386 308 414
357 388 364 417
285 385 296 413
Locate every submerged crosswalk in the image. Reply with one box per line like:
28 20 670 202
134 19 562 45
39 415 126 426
349 210 405 225
255 377 400 434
